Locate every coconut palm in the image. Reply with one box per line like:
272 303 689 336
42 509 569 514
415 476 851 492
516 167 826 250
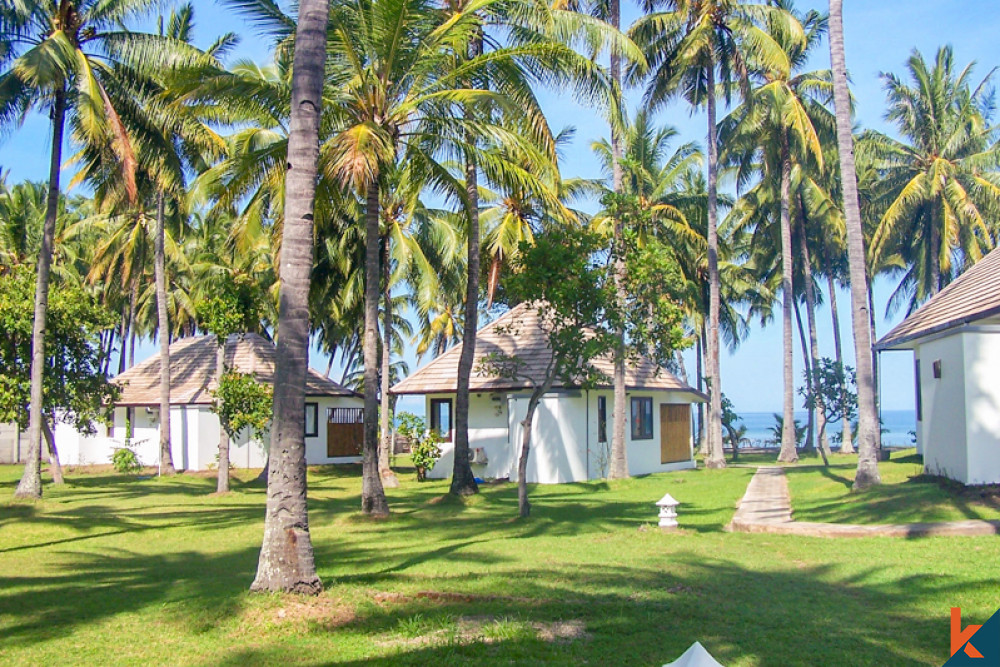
630 0 805 469
320 0 615 511
73 3 232 477
827 0 880 489
2 0 207 498
480 127 595 305
376 163 456 488
247 0 330 596
861 46 1000 315
719 2 828 462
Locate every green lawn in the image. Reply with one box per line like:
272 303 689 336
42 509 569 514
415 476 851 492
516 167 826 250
1 460 998 666
785 450 1000 524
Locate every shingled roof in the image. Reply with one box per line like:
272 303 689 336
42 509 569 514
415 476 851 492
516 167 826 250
113 333 358 406
391 303 705 398
876 247 1000 350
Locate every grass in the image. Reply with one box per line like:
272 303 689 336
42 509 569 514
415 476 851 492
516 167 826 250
785 449 1000 525
0 458 998 666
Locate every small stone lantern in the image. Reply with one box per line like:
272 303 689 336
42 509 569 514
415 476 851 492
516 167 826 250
656 493 680 531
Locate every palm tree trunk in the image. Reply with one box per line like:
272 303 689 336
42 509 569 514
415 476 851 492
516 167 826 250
42 414 64 485
703 59 726 469
118 300 129 375
450 32 484 497
929 217 942 296
126 276 139 369
362 184 390 515
798 215 829 455
216 340 230 493
155 192 176 475
250 0 328 595
829 0 880 489
607 0 629 480
379 235 399 488
777 144 798 463
794 299 812 450
867 277 881 441
14 88 66 500
675 349 688 384
696 331 705 451
825 263 854 453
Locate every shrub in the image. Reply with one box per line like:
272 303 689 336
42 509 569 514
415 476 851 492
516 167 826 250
397 412 443 481
112 446 142 474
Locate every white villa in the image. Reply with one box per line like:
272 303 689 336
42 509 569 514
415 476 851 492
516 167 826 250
55 333 364 471
391 304 706 484
876 247 1000 485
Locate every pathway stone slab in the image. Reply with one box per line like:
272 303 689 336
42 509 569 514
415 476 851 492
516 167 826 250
727 466 1000 538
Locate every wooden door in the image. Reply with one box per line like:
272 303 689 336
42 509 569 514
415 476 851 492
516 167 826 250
327 407 364 457
659 404 691 464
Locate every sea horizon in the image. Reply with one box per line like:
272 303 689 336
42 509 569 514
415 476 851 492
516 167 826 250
727 409 916 448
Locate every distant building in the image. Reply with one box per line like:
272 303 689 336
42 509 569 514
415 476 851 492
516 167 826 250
56 334 363 470
876 247 1000 485
391 304 706 484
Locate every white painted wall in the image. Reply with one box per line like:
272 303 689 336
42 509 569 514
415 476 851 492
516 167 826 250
915 334 968 482
961 331 1000 484
305 397 366 465
56 395 362 471
425 389 697 484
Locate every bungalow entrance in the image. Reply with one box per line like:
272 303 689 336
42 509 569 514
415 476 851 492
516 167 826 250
327 407 363 457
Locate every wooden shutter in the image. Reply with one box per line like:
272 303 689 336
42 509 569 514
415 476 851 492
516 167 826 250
659 404 691 464
327 407 364 457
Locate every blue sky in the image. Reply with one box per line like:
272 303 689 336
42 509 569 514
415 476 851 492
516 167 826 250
2 0 998 416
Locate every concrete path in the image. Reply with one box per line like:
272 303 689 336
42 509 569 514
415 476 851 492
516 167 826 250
728 466 1000 538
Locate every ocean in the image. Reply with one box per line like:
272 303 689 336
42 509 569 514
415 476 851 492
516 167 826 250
731 410 916 449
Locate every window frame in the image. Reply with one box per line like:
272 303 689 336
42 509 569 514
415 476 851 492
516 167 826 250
304 402 319 438
430 398 453 442
630 396 654 440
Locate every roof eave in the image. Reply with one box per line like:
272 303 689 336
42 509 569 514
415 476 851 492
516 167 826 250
875 305 1000 351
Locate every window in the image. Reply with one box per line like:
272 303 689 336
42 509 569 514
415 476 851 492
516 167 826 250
430 398 453 442
597 396 608 443
630 397 653 440
304 402 319 437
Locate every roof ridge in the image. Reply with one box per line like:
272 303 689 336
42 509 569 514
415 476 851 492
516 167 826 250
393 305 527 390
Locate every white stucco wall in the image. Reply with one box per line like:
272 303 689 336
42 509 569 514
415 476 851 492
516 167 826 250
57 394 362 471
915 334 969 482
961 331 1000 484
425 389 696 484
305 396 366 465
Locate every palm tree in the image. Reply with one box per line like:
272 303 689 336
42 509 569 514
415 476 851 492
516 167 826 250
77 3 231 476
543 0 647 481
323 0 607 511
720 3 827 461
827 0 880 489
630 0 804 469
861 47 1000 315
249 0 329 596
2 0 207 498
481 127 594 306
376 164 451 488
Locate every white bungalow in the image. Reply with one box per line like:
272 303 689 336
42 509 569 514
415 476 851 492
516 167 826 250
391 304 706 484
876 247 1000 485
55 333 364 471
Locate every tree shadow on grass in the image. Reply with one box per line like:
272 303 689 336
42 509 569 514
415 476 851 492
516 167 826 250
0 545 262 647
210 555 975 666
785 467 998 525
